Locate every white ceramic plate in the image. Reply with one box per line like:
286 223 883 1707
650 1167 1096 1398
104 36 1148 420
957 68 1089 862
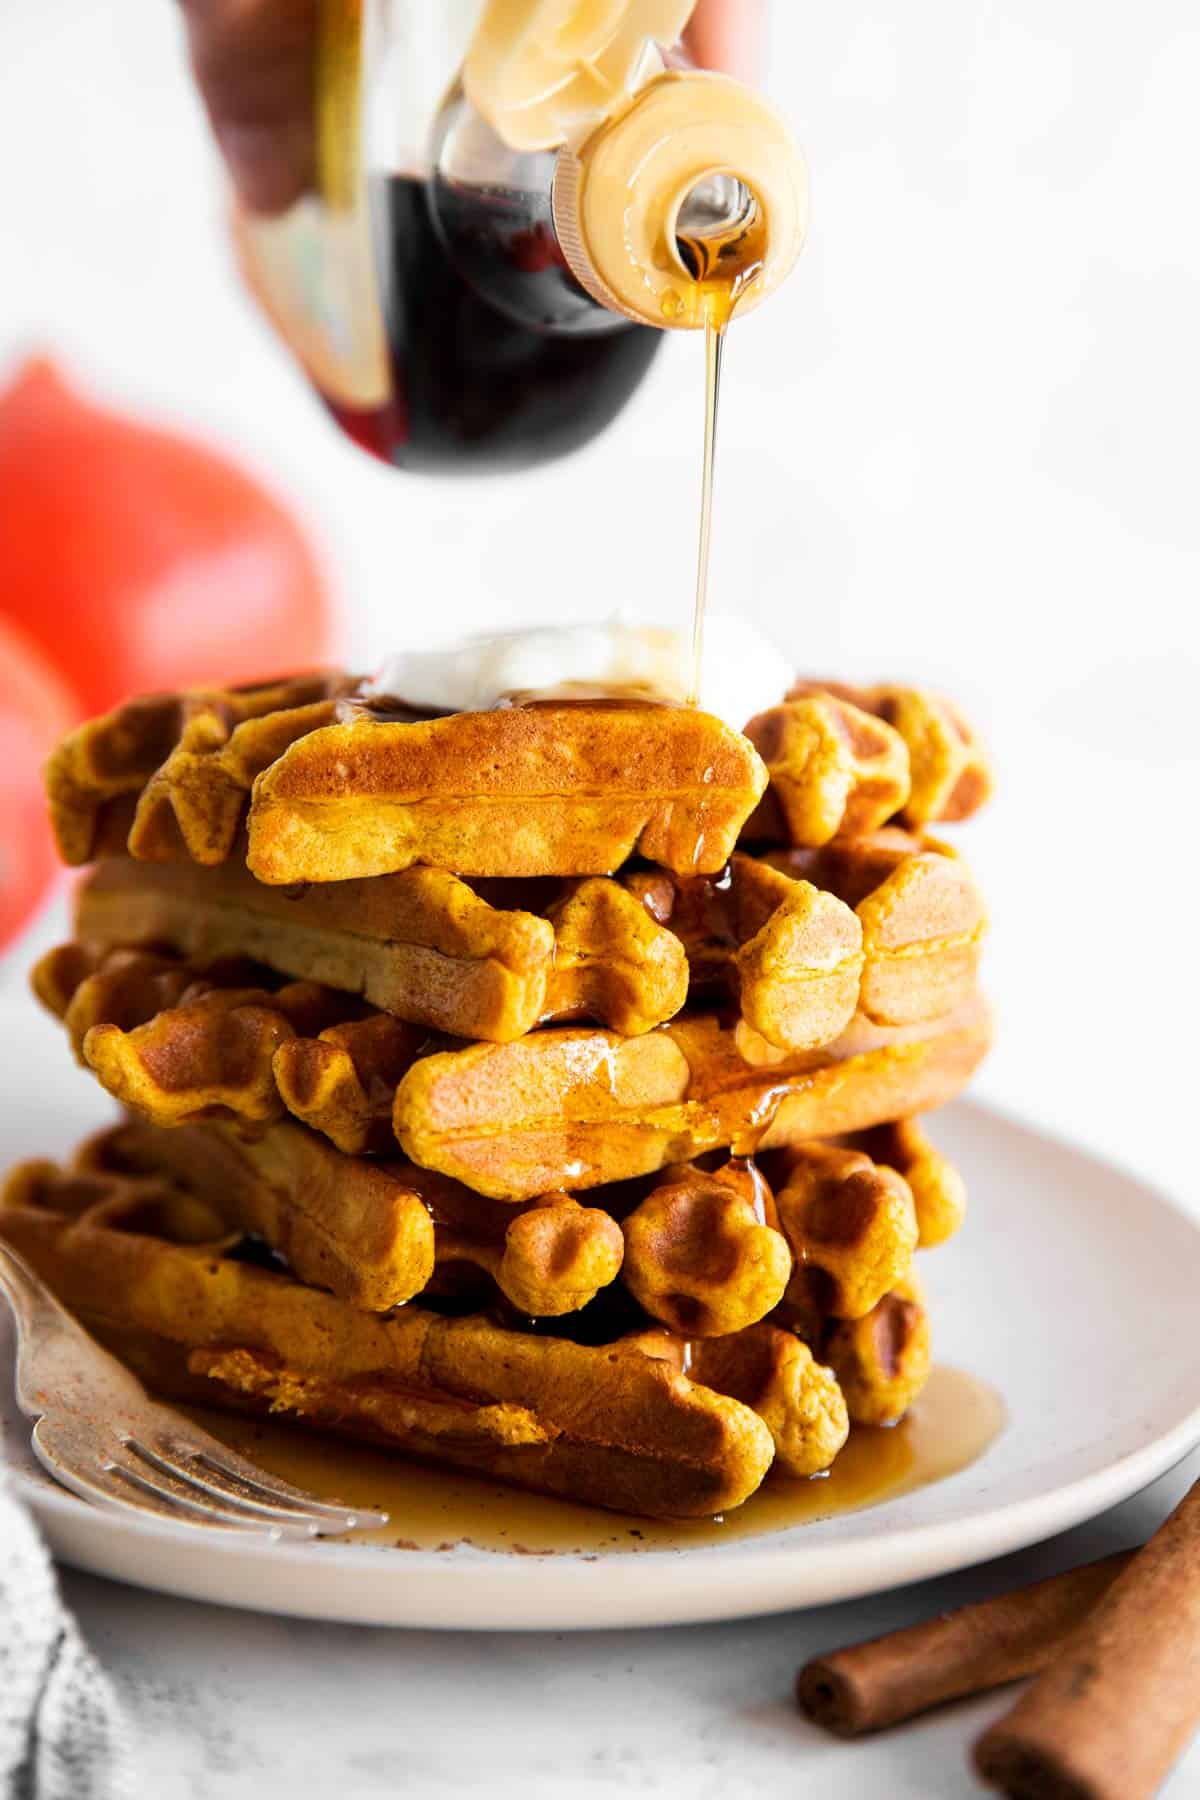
3 999 1200 1629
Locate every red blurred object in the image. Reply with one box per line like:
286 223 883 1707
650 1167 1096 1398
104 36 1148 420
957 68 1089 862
0 616 76 951
0 358 336 717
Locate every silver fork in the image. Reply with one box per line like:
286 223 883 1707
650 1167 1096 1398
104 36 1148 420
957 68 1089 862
0 1242 388 1537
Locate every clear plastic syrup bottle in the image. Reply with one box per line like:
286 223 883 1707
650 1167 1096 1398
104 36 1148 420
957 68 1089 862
236 0 808 474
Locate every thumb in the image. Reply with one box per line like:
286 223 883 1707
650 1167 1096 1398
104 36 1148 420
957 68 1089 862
683 0 768 85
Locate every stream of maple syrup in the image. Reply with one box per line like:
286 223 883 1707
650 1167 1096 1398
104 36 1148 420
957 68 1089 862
677 195 768 704
183 1364 1003 1555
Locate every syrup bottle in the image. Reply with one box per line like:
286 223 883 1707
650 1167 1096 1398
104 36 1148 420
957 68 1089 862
236 0 807 474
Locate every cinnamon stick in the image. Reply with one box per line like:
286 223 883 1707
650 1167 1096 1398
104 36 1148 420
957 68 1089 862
975 1479 1200 1799
797 1552 1131 1736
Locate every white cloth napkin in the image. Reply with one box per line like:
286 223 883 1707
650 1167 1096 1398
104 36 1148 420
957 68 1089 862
0 1467 128 1800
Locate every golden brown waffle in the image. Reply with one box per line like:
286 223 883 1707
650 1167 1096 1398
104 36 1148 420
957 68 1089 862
744 693 912 848
34 943 373 1134
46 671 988 880
272 1014 426 1154
428 1192 626 1318
84 1120 624 1319
70 829 982 1057
822 1276 932 1426
758 830 987 1029
629 1324 849 1479
32 942 203 1059
75 856 688 1043
34 940 989 1195
771 1143 918 1320
849 1117 967 1247
77 1118 434 1313
722 857 865 1049
622 860 865 1054
33 945 954 1336
620 1162 791 1336
74 848 873 1056
543 877 689 1034
626 831 986 1048
786 680 993 830
394 996 992 1200
46 674 347 867
0 1154 785 1517
49 685 770 881
771 1268 933 1428
246 701 769 881
90 1110 955 1374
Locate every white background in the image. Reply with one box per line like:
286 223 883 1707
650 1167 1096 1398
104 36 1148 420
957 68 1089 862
1 2 1199 1793
5 0 1198 1188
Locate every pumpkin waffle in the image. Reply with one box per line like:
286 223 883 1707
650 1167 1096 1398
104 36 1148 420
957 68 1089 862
31 949 955 1329
620 1159 792 1337
393 996 992 1200
55 1090 951 1356
271 1014 427 1155
771 1143 919 1320
627 1325 850 1479
625 828 987 1046
46 672 990 884
37 921 993 1173
73 854 688 1042
80 1120 624 1319
74 1117 439 1314
822 1277 932 1426
0 1150 873 1517
33 942 387 1137
35 938 420 1153
757 831 987 1029
786 679 993 829
614 1134 944 1339
847 1117 967 1248
30 941 955 1337
247 700 771 882
68 823 982 1054
769 1272 933 1429
35 943 988 1194
49 681 770 880
46 673 349 867
743 684 991 847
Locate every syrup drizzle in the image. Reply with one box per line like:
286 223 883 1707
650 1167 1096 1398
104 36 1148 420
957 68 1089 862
676 194 767 705
691 317 724 705
182 1365 1005 1555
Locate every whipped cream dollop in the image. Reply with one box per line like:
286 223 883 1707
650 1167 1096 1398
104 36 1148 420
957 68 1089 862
360 616 792 731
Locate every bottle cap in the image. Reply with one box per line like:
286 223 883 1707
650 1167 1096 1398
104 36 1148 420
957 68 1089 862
553 71 808 329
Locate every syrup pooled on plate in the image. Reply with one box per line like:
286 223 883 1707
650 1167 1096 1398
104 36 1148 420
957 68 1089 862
183 1365 1004 1555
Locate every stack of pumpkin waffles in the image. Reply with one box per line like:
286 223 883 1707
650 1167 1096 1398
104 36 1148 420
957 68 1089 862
1 672 993 1518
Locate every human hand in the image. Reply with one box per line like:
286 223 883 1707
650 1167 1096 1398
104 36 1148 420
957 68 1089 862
180 0 768 216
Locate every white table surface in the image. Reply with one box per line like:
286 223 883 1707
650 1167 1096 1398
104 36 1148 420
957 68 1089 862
43 1455 1200 1800
3 0 1200 1794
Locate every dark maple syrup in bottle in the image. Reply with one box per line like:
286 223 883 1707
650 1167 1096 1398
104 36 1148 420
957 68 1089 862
332 173 662 474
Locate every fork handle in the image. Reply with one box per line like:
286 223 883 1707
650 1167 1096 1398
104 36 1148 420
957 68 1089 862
0 1239 116 1418
0 1239 60 1329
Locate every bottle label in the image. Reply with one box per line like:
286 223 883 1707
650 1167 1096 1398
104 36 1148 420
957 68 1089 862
234 0 390 409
